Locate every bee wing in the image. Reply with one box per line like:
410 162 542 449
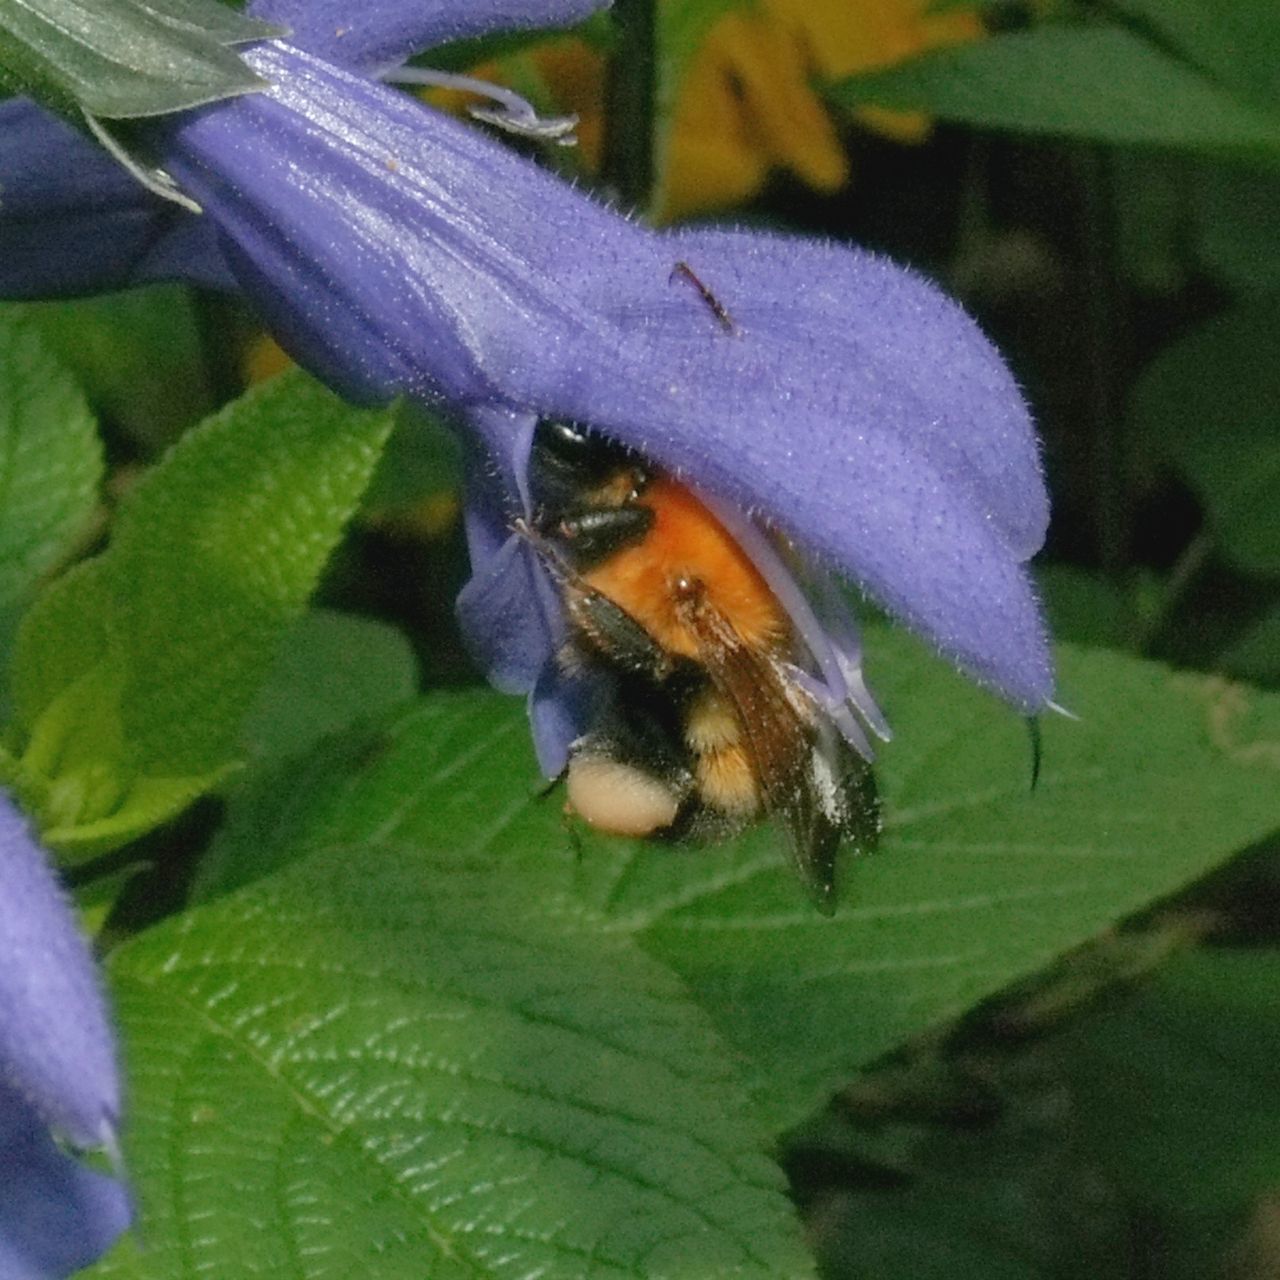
681 600 853 913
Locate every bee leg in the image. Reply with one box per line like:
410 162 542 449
565 588 673 682
516 513 672 682
568 676 696 840
564 808 586 863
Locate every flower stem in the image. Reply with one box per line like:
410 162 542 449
1075 145 1129 582
602 0 656 214
1134 528 1213 655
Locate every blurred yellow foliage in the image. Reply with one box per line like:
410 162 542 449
251 1 981 383
449 0 981 221
244 333 293 384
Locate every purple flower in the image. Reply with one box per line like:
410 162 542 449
0 0 1052 774
0 793 129 1278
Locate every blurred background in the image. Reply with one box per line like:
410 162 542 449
5 0 1279 1274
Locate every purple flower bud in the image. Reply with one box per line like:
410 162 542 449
0 796 120 1150
0 1079 130 1279
0 794 129 1275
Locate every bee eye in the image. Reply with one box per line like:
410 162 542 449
546 419 592 450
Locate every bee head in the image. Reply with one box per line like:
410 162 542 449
530 419 650 519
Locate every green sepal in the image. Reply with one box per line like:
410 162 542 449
0 0 281 120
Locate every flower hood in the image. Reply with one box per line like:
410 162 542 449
0 0 1052 757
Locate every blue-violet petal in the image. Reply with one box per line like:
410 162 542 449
0 1079 130 1280
246 0 610 73
0 794 120 1152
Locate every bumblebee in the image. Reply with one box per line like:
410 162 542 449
525 419 879 912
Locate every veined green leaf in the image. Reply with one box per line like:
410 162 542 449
0 312 102 612
828 25 1280 160
0 0 279 119
1133 299 1280 577
6 370 395 856
95 834 817 1278
195 634 1280 1131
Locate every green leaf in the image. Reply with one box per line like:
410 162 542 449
1107 0 1280 110
788 938 1280 1280
1223 605 1280 686
193 605 422 906
97 834 816 1278
1132 300 1280 576
0 311 102 610
74 859 144 935
191 634 1280 1131
5 285 215 451
6 370 395 855
800 1076 1132 1280
1036 565 1129 649
827 25 1280 160
0 0 278 119
190 720 397 903
1061 948 1280 1211
1109 151 1280 297
1111 148 1192 293
361 400 462 517
237 607 419 778
1191 162 1280 293
1050 946 1280 1276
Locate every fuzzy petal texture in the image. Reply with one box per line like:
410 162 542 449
161 42 641 405
0 34 1051 709
0 100 233 297
455 408 556 689
0 1080 130 1280
157 42 1049 707
538 226 1054 709
247 0 610 72
0 795 120 1151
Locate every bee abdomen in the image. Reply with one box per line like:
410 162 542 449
694 746 761 818
683 687 761 818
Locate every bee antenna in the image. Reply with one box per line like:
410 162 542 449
1026 716 1043 792
512 517 572 582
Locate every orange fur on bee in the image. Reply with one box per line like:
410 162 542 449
581 476 787 656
